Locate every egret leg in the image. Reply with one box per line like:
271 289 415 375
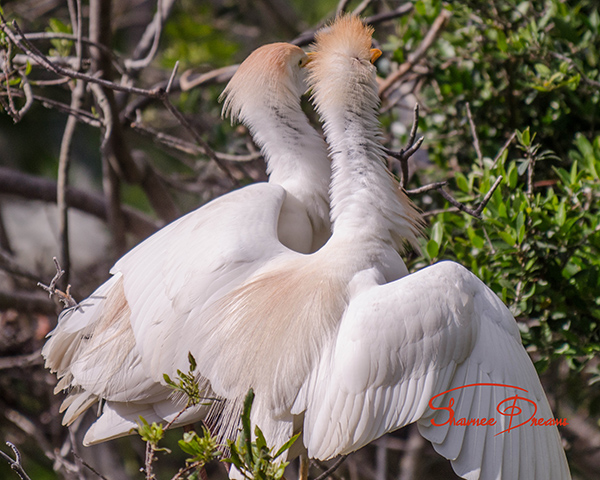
299 454 309 480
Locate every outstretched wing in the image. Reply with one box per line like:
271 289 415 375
43 183 292 434
295 261 570 480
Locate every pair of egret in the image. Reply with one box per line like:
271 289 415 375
43 15 571 480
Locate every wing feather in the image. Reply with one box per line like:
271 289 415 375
43 183 291 434
298 261 570 479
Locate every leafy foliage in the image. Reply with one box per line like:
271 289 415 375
136 417 172 454
178 428 221 467
387 0 600 419
163 352 204 407
224 390 300 480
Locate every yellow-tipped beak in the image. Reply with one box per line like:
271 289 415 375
305 52 316 65
370 48 382 64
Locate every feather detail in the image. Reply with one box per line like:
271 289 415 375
308 14 423 253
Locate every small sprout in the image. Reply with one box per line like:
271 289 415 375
224 389 300 480
135 417 171 453
164 352 203 407
178 428 221 466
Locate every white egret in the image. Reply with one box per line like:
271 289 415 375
42 42 331 444
43 15 572 480
295 15 571 479
182 15 570 480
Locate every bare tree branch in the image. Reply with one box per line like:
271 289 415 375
0 167 160 237
130 120 262 163
379 9 452 98
0 350 44 370
0 16 161 98
0 442 33 480
313 456 347 480
465 102 483 169
0 290 56 315
1 89 101 126
386 104 425 187
57 79 86 286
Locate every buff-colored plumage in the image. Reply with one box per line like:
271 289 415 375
295 15 571 480
42 42 332 445
43 16 570 480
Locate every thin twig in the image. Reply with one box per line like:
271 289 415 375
379 9 452 98
66 0 83 71
549 51 600 89
437 175 503 219
57 79 86 285
23 32 124 73
71 450 110 480
0 15 161 99
171 461 204 480
336 0 352 15
313 456 347 480
385 104 424 187
89 82 114 152
407 181 447 195
466 102 483 169
0 442 33 480
491 131 516 169
159 89 239 186
37 257 77 308
130 120 262 163
291 4 414 47
145 441 157 480
18 72 33 118
126 0 167 71
1 88 101 126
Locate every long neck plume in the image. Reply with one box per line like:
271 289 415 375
312 61 421 252
241 96 331 239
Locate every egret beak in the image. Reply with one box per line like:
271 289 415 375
305 52 316 65
370 48 382 64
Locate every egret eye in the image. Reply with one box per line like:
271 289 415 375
298 56 309 68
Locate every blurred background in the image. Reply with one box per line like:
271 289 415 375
1 0 599 478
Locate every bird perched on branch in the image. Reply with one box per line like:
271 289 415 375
42 42 331 444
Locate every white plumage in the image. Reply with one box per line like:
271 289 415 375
42 42 331 444
293 16 570 479
43 15 571 480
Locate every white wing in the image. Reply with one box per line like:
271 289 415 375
43 183 293 439
295 261 570 480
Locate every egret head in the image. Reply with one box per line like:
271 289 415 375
220 43 310 125
307 15 381 113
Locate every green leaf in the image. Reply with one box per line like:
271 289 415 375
575 133 599 179
507 162 519 189
273 432 300 460
534 63 551 76
556 201 567 226
242 389 255 466
496 29 508 52
455 172 469 193
415 1 427 17
431 220 444 246
518 127 531 147
426 239 439 258
516 211 525 244
498 231 516 246
188 352 197 372
517 159 530 176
